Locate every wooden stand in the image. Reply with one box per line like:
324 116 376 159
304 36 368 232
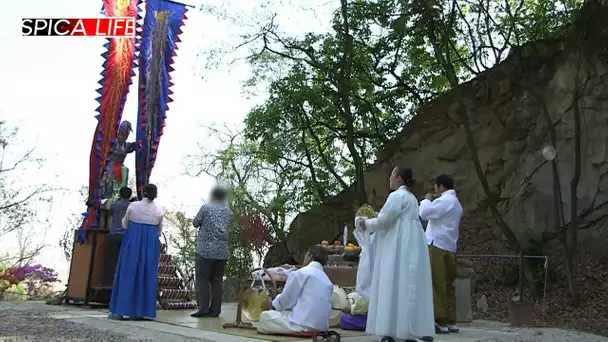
223 268 279 329
65 209 111 306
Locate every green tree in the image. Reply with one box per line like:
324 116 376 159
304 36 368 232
198 0 588 297
0 121 54 265
165 211 197 277
186 125 300 270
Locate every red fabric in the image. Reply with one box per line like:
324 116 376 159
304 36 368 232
111 161 123 184
277 331 319 337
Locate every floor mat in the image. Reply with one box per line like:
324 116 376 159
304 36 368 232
154 309 366 341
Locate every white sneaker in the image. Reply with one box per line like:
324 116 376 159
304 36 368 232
447 325 460 333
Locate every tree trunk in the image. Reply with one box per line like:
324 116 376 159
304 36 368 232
515 82 578 301
338 0 367 206
567 74 582 305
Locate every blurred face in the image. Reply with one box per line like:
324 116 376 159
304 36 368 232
389 167 402 190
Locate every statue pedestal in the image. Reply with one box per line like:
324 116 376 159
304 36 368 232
455 258 475 323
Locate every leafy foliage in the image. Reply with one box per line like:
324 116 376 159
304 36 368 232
0 121 55 265
193 0 587 269
186 125 303 264
165 211 197 277
0 121 45 239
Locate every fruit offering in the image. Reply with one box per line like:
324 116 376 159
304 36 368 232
344 243 361 252
317 240 361 255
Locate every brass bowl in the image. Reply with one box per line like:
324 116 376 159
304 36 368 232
356 204 377 219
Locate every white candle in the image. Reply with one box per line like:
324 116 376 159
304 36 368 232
343 226 348 246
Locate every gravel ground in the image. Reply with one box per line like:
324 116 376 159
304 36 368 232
466 321 608 342
0 301 210 342
0 308 132 341
1 301 608 342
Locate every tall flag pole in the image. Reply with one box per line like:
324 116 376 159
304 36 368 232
79 0 142 243
135 0 188 199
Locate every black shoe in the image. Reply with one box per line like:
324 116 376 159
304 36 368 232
208 313 220 317
380 337 395 342
421 337 434 342
190 311 208 318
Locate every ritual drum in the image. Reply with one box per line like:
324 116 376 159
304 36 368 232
329 285 348 327
241 286 271 322
241 268 277 322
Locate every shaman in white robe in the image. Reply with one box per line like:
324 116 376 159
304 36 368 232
361 185 435 340
257 261 333 334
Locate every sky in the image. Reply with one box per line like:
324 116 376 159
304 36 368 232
0 0 337 284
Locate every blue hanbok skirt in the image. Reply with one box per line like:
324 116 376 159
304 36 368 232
109 222 160 318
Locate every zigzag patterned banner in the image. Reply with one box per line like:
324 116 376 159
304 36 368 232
79 0 142 243
135 0 188 199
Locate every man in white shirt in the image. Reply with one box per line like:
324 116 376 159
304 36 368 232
419 174 463 335
258 246 333 335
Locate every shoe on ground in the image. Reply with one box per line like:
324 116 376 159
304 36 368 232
435 323 449 334
447 325 459 333
420 336 434 342
107 313 123 320
190 311 208 318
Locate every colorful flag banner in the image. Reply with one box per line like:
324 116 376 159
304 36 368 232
79 0 142 243
135 0 188 198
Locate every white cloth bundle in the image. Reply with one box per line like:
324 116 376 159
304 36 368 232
353 217 376 298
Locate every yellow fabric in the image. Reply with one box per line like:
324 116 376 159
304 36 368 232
429 245 457 326
350 297 369 315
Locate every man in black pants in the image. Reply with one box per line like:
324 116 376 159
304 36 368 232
190 185 233 318
102 187 132 287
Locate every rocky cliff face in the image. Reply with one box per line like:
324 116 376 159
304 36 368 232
265 2 608 265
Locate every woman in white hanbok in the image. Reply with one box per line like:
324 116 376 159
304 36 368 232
356 167 435 342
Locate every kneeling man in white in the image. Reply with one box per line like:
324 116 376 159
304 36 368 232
258 246 333 334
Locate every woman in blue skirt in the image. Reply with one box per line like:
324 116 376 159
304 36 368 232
109 183 164 320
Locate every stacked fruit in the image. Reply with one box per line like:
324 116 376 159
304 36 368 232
319 240 361 254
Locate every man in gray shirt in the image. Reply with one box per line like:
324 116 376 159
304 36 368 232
102 187 132 287
190 185 233 317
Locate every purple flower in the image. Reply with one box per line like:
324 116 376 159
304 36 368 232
10 264 59 284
